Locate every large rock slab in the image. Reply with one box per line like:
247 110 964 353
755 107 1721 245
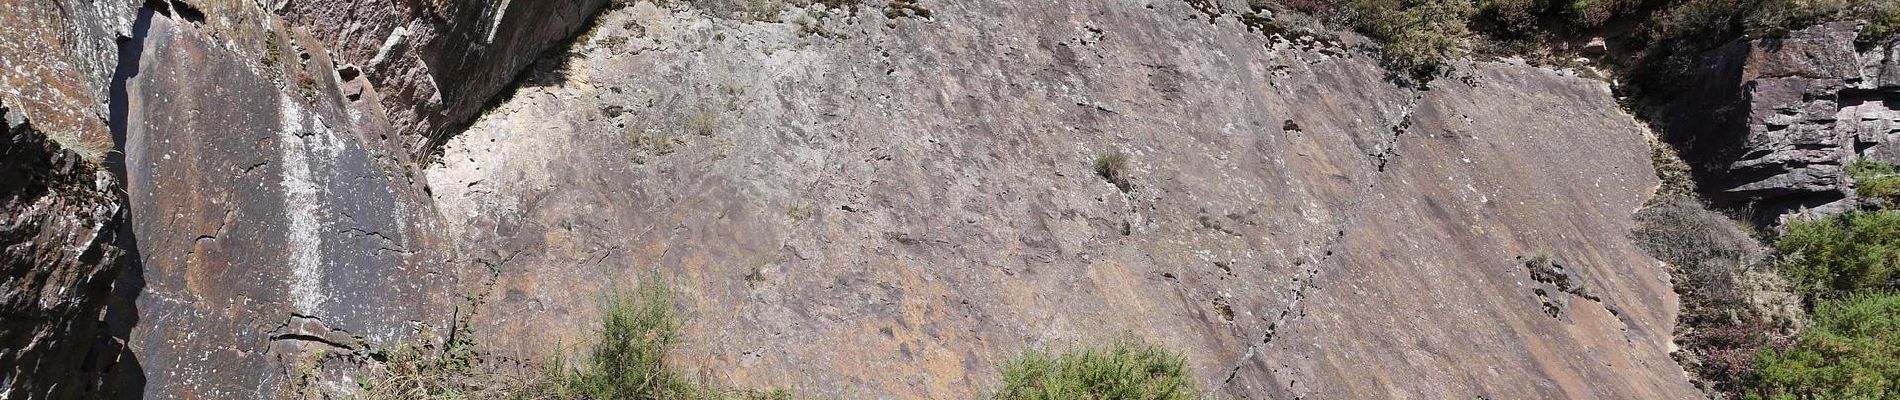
104 0 601 396
426 2 1697 397
1668 22 1900 222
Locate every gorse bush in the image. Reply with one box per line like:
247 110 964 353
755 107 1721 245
1748 292 1900 399
1851 159 1900 201
1776 211 1900 299
991 339 1197 400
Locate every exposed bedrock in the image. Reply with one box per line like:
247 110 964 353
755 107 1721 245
21 0 1867 397
0 0 605 397
1667 21 1900 223
425 2 1695 397
0 103 128 399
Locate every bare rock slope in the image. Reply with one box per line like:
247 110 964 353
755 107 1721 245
427 2 1695 398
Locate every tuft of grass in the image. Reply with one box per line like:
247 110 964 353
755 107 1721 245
684 110 719 137
530 280 696 399
524 279 791 400
357 278 789 399
1776 211 1900 299
990 339 1197 400
1850 159 1900 201
1094 151 1134 193
1748 292 1900 399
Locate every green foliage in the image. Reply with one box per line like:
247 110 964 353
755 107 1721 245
359 278 788 399
1334 0 1476 77
1852 159 1900 201
1094 151 1133 193
536 281 696 399
991 340 1197 400
1777 211 1900 299
525 279 792 400
1747 293 1900 399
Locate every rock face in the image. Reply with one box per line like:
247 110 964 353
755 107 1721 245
1668 22 1900 222
0 103 127 399
97 0 605 397
0 0 602 397
24 0 1871 398
0 0 140 159
424 2 1695 397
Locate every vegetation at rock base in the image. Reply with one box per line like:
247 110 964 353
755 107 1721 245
990 339 1198 400
520 280 790 400
1776 211 1900 300
1746 292 1900 399
1708 210 1900 397
361 279 787 399
1253 0 1896 83
1851 159 1900 202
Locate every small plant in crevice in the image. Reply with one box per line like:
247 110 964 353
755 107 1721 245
989 338 1198 400
628 130 678 164
883 0 933 19
683 110 719 137
1094 150 1134 193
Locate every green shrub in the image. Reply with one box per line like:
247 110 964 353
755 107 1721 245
1851 159 1900 201
991 339 1197 400
524 280 788 400
536 280 696 399
1747 292 1900 399
1777 211 1900 298
1334 0 1476 77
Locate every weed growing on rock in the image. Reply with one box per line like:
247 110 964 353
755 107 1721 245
1094 151 1134 193
684 110 719 137
990 339 1197 400
883 0 932 19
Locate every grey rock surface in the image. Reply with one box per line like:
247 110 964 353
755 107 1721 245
425 2 1695 397
1668 22 1900 222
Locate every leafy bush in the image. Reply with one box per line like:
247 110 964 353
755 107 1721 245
1776 211 1900 299
1748 293 1900 399
991 339 1197 400
1851 159 1900 201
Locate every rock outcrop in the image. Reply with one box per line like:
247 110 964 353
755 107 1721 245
425 2 1696 397
0 103 127 399
101 0 606 396
1668 21 1900 222
0 0 606 397
30 0 1893 398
